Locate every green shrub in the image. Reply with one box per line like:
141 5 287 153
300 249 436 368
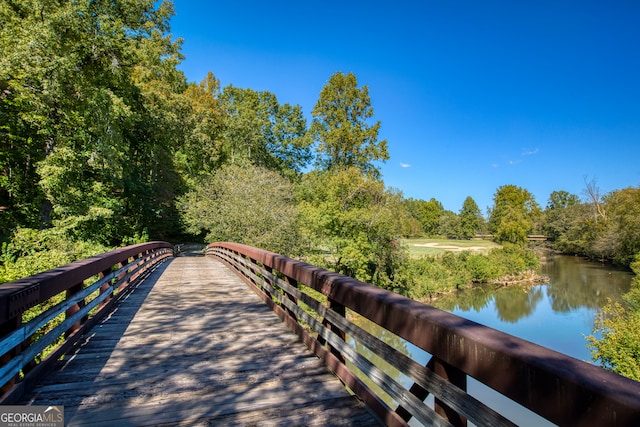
466 254 497 283
1 227 110 283
395 246 540 300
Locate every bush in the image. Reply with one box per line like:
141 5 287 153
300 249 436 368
1 227 110 283
394 246 541 301
466 254 498 283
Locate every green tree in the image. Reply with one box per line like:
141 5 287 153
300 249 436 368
437 210 460 239
219 86 311 176
178 164 301 256
488 185 541 245
543 190 581 241
459 196 482 239
404 198 445 236
596 187 640 266
297 167 411 286
310 72 388 177
177 72 226 182
0 0 185 244
550 203 593 255
544 186 640 267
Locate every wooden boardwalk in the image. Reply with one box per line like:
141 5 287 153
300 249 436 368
20 256 379 426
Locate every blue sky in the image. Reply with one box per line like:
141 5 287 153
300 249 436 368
169 1 640 213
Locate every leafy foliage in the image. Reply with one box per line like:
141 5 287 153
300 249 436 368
297 167 413 286
437 210 461 239
544 185 640 267
403 198 445 236
176 72 225 182
394 246 539 301
178 164 301 256
489 185 541 245
0 227 109 283
219 86 311 176
588 254 640 380
588 301 640 380
310 72 389 177
0 0 188 244
458 196 482 239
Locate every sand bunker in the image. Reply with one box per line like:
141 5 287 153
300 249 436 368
413 243 488 251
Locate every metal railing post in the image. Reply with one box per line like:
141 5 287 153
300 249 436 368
98 267 113 310
285 277 298 321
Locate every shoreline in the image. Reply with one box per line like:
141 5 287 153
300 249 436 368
422 269 550 302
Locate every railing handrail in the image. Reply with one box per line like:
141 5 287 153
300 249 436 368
0 241 173 325
0 241 173 402
208 241 640 427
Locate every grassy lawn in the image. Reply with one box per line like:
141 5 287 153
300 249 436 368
401 238 501 257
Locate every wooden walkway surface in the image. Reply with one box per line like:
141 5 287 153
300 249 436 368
20 256 379 426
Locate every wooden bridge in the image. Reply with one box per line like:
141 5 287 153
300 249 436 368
0 242 639 426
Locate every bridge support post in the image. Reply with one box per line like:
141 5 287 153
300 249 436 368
263 265 275 301
285 277 299 321
65 282 85 338
127 253 143 288
0 317 22 395
98 267 113 310
323 298 346 364
115 260 127 293
433 358 467 427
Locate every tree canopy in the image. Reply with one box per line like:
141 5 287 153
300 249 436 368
488 185 541 245
0 0 186 243
298 167 413 285
310 72 389 177
178 164 300 255
220 86 311 176
459 196 482 239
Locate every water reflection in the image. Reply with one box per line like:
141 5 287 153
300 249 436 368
432 283 544 323
431 255 632 324
542 255 632 311
494 285 543 322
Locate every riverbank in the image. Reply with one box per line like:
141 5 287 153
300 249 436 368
397 242 543 301
416 269 549 303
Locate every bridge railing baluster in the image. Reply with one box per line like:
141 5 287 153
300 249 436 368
64 282 85 338
98 267 113 310
324 298 346 364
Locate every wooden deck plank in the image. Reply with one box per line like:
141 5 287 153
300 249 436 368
20 257 380 426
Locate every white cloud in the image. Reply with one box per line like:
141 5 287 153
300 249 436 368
522 148 540 156
400 162 411 168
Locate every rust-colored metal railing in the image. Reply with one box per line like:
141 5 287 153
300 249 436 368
207 242 640 427
0 242 173 402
